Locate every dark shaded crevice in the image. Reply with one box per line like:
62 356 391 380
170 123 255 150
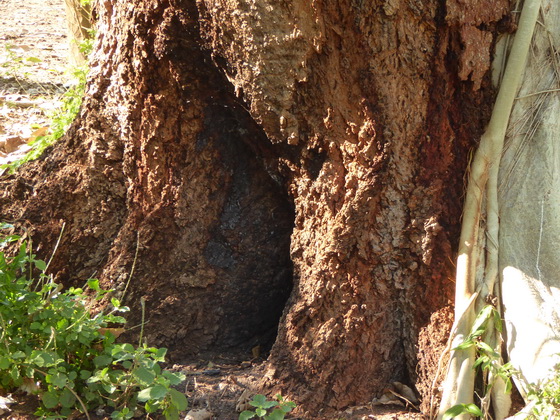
195 88 296 357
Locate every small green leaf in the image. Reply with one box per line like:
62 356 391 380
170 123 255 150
505 377 513 393
250 394 267 407
154 347 167 362
93 354 112 368
443 404 466 420
453 340 474 351
163 370 185 385
50 372 68 388
30 322 43 330
0 357 10 369
137 387 152 402
465 403 483 416
150 384 168 400
137 384 168 401
33 259 47 271
493 308 503 332
30 350 56 367
59 387 76 408
266 409 286 420
121 343 135 353
102 383 117 394
163 405 180 420
261 400 278 409
9 365 21 385
133 366 156 386
473 355 489 369
87 278 100 291
443 403 483 420
255 407 266 417
469 305 494 337
239 411 256 420
477 341 499 358
168 388 188 411
79 369 91 380
145 399 158 413
280 401 296 413
42 391 59 409
12 351 26 359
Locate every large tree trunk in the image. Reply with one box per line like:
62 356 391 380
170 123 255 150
0 0 510 416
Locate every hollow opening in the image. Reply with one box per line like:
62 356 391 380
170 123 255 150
199 101 295 358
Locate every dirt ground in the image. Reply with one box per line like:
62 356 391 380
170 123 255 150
0 0 70 168
0 0 426 418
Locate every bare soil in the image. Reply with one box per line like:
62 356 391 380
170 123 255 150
0 0 427 419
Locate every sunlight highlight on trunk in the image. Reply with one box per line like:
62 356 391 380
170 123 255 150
438 0 541 418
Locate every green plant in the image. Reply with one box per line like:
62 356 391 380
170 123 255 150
443 305 515 419
442 403 483 420
239 394 296 420
527 364 560 419
1 65 88 174
0 224 188 419
0 44 42 81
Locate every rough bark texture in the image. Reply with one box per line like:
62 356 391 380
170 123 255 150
0 0 509 416
197 0 508 413
1 0 294 356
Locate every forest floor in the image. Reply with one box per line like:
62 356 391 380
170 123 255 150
0 0 425 419
0 0 69 168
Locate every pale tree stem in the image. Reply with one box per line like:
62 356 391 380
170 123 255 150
437 0 541 418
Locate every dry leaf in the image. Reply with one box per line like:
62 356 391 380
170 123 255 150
98 327 125 338
27 126 49 143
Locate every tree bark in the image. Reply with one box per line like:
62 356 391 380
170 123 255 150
1 0 294 356
0 0 510 416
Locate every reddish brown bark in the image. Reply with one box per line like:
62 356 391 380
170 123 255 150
0 0 509 416
1 0 294 356
197 0 508 413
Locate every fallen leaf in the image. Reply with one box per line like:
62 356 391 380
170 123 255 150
27 126 49 143
98 327 125 338
4 135 25 153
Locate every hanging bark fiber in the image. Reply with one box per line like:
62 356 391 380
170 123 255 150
438 0 544 419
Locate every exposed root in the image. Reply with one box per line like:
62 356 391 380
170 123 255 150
437 1 542 418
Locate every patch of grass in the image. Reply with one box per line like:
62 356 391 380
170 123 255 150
0 224 188 419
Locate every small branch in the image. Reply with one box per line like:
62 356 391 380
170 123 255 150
121 232 139 303
65 385 92 420
45 222 66 272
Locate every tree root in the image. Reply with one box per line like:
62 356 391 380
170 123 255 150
437 1 541 418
